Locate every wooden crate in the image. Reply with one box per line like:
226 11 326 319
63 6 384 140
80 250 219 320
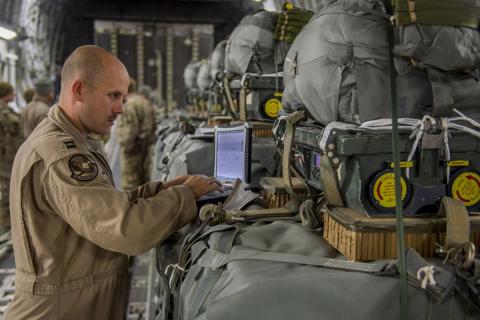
260 177 308 208
251 122 274 138
324 206 480 261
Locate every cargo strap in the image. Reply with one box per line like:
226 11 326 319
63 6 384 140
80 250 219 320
437 197 476 272
439 197 470 249
282 111 308 198
319 155 344 207
394 0 480 28
198 248 388 274
223 77 239 119
239 87 247 121
176 226 239 320
427 68 454 117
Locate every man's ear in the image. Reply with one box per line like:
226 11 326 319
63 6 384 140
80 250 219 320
71 80 85 102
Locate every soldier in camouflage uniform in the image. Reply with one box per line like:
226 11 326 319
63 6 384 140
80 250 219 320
0 81 22 228
21 76 55 137
117 81 156 190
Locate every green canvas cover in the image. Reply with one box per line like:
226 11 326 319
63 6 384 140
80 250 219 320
173 221 480 320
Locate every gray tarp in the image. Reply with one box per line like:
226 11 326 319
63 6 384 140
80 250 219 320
282 0 480 125
177 221 480 320
225 10 278 76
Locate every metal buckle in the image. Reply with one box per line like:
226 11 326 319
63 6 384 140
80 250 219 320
453 242 476 271
439 242 476 271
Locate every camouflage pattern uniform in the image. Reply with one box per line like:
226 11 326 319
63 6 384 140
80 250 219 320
21 95 51 137
0 100 22 226
117 94 156 190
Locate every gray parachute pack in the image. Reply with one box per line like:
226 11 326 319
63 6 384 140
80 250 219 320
282 0 480 125
196 61 212 95
210 40 227 81
183 61 202 91
225 10 278 76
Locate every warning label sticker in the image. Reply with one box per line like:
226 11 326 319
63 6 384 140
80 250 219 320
372 173 407 208
451 171 480 207
264 98 282 118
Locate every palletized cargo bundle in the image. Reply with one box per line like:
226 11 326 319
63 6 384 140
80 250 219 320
279 0 480 214
223 7 314 121
275 0 480 264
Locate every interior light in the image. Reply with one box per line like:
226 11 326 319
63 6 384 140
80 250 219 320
0 25 18 40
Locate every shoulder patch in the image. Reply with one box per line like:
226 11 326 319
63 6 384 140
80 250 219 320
68 154 98 181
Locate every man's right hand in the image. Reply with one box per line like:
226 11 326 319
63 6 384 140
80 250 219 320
183 175 222 199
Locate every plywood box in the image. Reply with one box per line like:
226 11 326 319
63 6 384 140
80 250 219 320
324 206 480 261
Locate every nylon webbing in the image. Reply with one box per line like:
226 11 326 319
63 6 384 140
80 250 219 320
198 248 387 273
239 87 247 121
223 77 239 119
438 197 470 248
282 111 305 197
319 155 344 207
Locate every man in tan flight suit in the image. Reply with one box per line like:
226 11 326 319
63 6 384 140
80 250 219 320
0 81 22 230
21 76 55 137
117 82 156 190
5 45 220 320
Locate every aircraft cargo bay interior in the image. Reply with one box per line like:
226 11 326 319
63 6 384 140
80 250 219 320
0 0 479 319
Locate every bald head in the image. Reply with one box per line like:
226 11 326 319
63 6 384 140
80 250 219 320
60 45 126 92
58 45 130 137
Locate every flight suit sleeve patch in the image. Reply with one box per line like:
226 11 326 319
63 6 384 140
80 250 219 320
68 154 98 181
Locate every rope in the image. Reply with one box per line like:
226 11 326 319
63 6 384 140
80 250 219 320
360 111 480 180
416 265 437 289
299 199 321 229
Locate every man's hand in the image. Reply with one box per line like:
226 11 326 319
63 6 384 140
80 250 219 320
163 175 189 189
183 175 222 199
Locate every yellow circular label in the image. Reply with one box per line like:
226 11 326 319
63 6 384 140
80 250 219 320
264 98 282 118
372 173 407 208
452 171 480 207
